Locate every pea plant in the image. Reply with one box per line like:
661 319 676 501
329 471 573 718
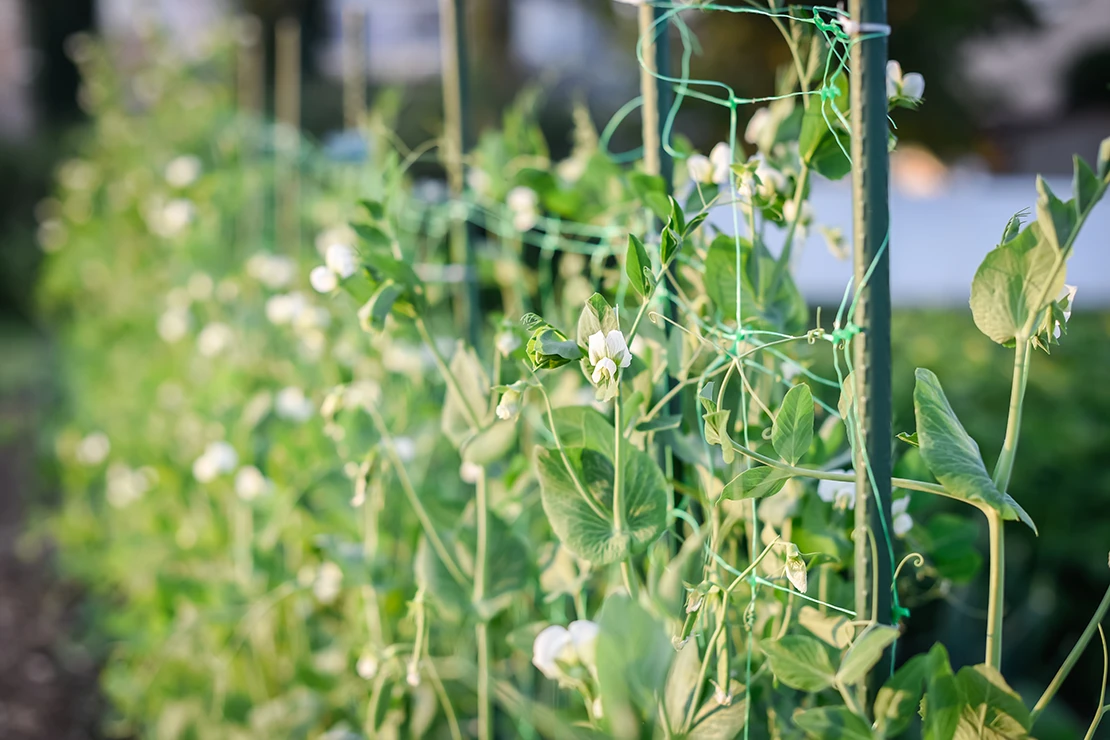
40 5 1110 740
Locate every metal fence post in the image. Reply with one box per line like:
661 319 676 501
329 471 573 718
849 0 894 680
439 0 478 347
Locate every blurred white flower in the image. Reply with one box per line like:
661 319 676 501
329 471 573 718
275 386 314 422
265 292 308 325
313 648 347 675
556 156 587 184
246 253 297 289
310 265 338 293
466 168 491 197
507 186 540 232
315 225 357 257
587 330 632 385
709 142 732 185
496 387 521 421
818 225 849 261
460 461 483 483
234 465 270 501
37 219 67 253
147 198 195 238
164 155 202 188
193 441 238 483
187 272 214 301
532 620 600 681
356 653 379 680
687 154 714 185
313 562 343 604
106 463 155 508
496 331 521 356
782 200 813 226
75 432 110 465
325 243 359 279
886 61 924 103
892 495 913 537
817 474 856 511
393 436 417 463
158 308 191 343
745 107 771 145
197 322 233 357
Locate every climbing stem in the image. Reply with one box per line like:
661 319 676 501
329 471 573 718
613 396 638 599
474 468 491 740
1032 582 1110 724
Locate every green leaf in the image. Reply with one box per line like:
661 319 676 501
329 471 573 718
1035 175 1076 252
896 431 920 447
913 369 1037 533
722 466 790 501
838 371 855 422
773 383 814 465
359 198 385 221
534 411 668 565
661 227 680 266
596 595 674 733
998 210 1026 246
664 640 702 733
797 605 854 649
629 172 670 221
577 293 619 347
357 280 404 332
836 623 900 686
636 415 682 433
703 235 808 332
460 421 517 465
354 222 392 249
954 664 1031 739
969 223 1065 346
1073 156 1102 216
923 644 961 740
702 409 735 465
668 195 686 235
873 653 928 737
441 343 488 448
793 706 874 739
688 700 748 739
625 234 652 297
761 635 836 692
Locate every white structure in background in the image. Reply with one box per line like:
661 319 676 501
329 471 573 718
0 0 34 137
97 0 229 57
319 0 441 82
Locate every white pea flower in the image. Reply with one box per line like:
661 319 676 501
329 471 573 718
187 272 214 301
246 252 296 289
393 436 417 463
325 243 359 279
234 465 270 501
165 155 202 188
314 225 357 257
496 330 521 356
1054 284 1077 339
313 562 344 604
275 386 314 422
886 61 925 103
356 653 379 680
196 322 233 357
507 186 540 232
892 495 913 537
556 156 586 184
106 463 155 508
784 543 808 593
466 168 491 198
745 107 771 145
75 431 110 465
709 142 732 185
817 474 856 511
819 225 849 261
406 663 421 687
310 265 339 293
459 461 483 483
148 198 195 238
591 697 604 719
532 620 600 681
265 292 308 325
192 441 238 483
782 199 813 226
587 330 632 386
496 387 522 421
687 154 714 185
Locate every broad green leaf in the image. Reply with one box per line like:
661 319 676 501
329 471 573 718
913 369 1037 533
635 415 682 433
1035 175 1075 252
836 623 900 686
797 605 854 649
354 222 392 248
460 420 517 465
793 706 873 739
1073 156 1102 216
441 343 489 448
357 280 403 332
969 223 1065 346
703 235 808 332
577 292 619 347
923 644 960 740
625 234 652 297
761 635 836 692
664 640 701 733
773 383 814 465
722 466 790 501
668 195 686 235
596 595 673 735
954 664 1031 739
874 653 928 737
688 700 748 739
534 412 667 565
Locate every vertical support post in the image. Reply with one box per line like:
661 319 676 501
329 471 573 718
236 16 264 253
275 17 301 255
849 0 893 682
439 0 478 346
342 6 367 130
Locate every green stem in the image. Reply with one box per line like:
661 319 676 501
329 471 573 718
531 376 609 520
415 317 483 429
613 396 639 599
985 339 1031 669
1031 583 1110 724
474 468 491 740
767 163 810 298
1082 626 1108 740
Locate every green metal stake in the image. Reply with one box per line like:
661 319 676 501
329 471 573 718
439 0 479 347
848 0 894 686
